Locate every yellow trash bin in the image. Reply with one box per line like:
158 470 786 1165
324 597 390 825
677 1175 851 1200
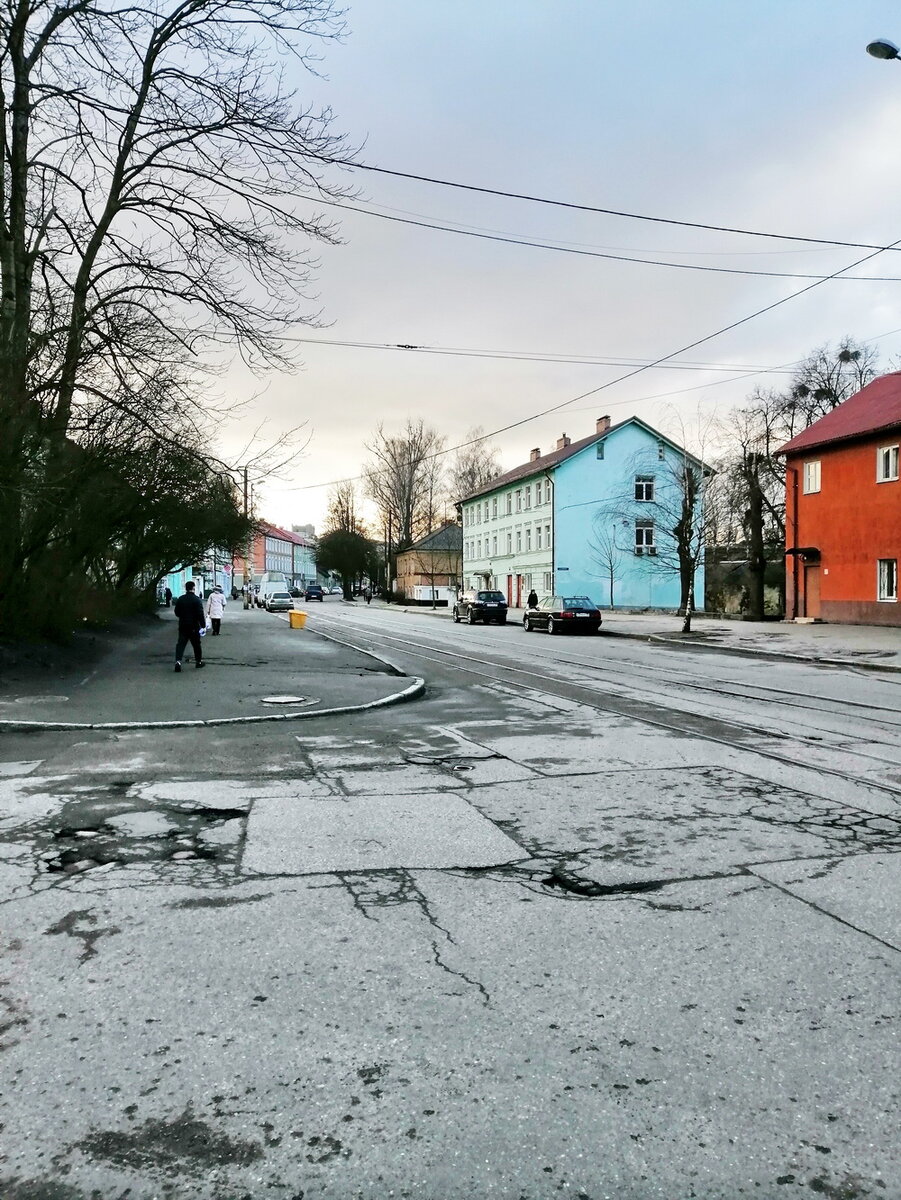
289 610 307 629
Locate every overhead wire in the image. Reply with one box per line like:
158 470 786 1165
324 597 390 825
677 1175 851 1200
314 153 901 255
275 238 901 494
315 195 901 282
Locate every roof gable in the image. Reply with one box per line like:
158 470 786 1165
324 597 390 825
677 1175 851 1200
459 416 709 503
778 372 901 455
406 521 463 553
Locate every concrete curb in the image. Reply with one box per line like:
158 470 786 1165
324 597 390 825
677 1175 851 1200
606 629 901 673
0 676 425 733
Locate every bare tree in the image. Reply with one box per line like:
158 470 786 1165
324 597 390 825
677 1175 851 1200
0 0 349 634
588 522 627 609
363 420 446 551
447 428 502 504
325 481 364 535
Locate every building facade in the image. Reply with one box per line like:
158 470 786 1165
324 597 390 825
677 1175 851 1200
460 416 706 610
395 522 463 606
244 522 320 590
779 373 901 625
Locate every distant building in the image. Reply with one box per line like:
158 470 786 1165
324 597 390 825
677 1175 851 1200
395 522 463 606
292 523 316 537
243 521 320 589
778 373 900 625
459 416 707 610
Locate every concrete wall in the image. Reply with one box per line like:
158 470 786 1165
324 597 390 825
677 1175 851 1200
553 424 704 610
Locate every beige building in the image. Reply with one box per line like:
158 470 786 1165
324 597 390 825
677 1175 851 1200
395 522 463 606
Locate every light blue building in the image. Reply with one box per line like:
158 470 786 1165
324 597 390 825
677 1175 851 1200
460 415 708 611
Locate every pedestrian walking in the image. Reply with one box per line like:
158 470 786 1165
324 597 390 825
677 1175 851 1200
164 586 172 608
173 581 206 672
206 585 227 635
527 588 538 609
364 587 372 604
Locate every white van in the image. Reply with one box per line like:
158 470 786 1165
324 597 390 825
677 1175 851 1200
255 573 287 608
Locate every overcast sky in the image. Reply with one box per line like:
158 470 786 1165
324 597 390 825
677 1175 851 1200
219 0 901 532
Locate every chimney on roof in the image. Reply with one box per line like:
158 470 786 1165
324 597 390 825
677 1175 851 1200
529 447 541 462
556 434 571 450
596 415 611 434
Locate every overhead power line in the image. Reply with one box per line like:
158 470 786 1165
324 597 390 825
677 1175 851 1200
284 334 794 373
318 196 901 282
279 236 901 494
317 154 901 255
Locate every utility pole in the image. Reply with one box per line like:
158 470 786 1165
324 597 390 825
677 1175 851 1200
243 466 252 609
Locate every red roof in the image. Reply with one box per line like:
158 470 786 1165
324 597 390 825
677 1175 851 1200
258 521 314 547
778 372 901 456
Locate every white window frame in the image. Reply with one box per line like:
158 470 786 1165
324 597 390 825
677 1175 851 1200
506 532 512 554
803 460 821 494
545 523 552 547
635 475 655 502
492 535 497 556
506 494 512 516
878 558 898 602
535 481 542 505
635 520 655 553
876 445 899 483
516 530 522 552
492 497 498 518
525 527 532 551
536 525 543 550
515 489 522 513
524 485 531 509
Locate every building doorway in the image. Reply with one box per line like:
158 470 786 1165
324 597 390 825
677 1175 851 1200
803 564 821 618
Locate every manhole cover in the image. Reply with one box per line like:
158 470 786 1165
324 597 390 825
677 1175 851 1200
259 695 313 706
13 695 70 705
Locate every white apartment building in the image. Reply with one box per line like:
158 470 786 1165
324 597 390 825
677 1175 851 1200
460 443 561 608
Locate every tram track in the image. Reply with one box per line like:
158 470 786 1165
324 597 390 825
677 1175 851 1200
311 612 901 808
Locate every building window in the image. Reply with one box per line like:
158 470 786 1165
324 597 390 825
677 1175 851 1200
635 475 655 502
492 535 497 556
506 532 512 554
492 497 498 518
477 539 482 558
657 440 665 460
524 485 531 509
545 524 552 547
543 571 553 592
506 493 512 515
596 442 605 460
535 481 542 504
515 489 522 513
525 527 532 551
803 460 821 494
878 558 898 601
536 525 543 550
635 520 655 553
877 445 899 482
516 530 522 552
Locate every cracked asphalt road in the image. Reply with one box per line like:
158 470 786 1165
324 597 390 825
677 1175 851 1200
0 604 899 1199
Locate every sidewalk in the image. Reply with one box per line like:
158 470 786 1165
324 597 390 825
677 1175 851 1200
385 601 901 671
0 605 421 730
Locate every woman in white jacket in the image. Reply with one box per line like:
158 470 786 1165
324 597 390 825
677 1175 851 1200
206 586 227 635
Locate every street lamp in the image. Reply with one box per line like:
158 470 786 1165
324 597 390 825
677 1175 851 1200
866 38 901 60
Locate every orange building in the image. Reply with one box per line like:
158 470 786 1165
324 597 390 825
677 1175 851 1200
779 373 900 626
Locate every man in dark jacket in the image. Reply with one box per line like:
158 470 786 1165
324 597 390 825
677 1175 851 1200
173 581 206 672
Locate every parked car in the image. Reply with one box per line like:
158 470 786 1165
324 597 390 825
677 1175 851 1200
328 585 343 595
453 590 508 625
305 584 325 601
523 595 602 634
265 590 294 612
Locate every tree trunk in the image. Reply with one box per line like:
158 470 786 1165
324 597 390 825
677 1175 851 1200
744 455 766 620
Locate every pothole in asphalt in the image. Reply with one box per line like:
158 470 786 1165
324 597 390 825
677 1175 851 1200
543 867 670 898
42 806 245 874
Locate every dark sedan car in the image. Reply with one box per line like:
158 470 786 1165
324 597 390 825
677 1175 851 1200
304 584 324 601
453 589 508 625
523 595 602 634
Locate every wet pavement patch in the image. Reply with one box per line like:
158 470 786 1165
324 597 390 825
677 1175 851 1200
74 1107 263 1174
